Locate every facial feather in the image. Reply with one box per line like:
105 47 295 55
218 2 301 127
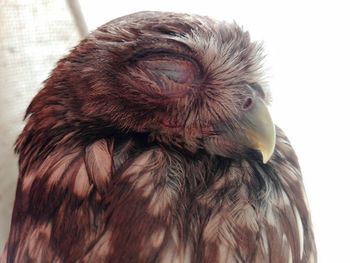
2 11 316 263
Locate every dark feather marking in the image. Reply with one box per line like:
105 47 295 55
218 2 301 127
2 11 316 263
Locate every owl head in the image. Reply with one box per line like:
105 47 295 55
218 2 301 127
27 11 275 163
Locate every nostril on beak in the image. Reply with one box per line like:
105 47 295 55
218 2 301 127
242 97 254 111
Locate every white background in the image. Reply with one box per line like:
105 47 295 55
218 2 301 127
79 1 350 262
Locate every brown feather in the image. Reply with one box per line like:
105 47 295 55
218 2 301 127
2 11 316 263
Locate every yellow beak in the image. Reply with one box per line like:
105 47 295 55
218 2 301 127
203 97 276 164
241 98 276 163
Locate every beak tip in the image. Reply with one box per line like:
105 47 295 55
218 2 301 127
260 141 275 164
262 157 268 164
262 152 272 164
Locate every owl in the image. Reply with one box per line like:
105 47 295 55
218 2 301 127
2 11 316 263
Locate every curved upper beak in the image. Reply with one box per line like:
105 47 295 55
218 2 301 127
240 97 276 163
204 97 276 163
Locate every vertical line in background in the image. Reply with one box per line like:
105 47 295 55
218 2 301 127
66 0 88 38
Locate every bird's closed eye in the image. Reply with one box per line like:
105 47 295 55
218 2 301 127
137 55 199 84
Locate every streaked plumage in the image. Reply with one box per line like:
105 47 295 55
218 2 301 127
1 11 316 263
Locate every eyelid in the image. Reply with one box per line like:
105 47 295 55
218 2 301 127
137 55 199 84
131 49 199 67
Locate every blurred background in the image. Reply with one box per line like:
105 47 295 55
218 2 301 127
0 1 349 262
